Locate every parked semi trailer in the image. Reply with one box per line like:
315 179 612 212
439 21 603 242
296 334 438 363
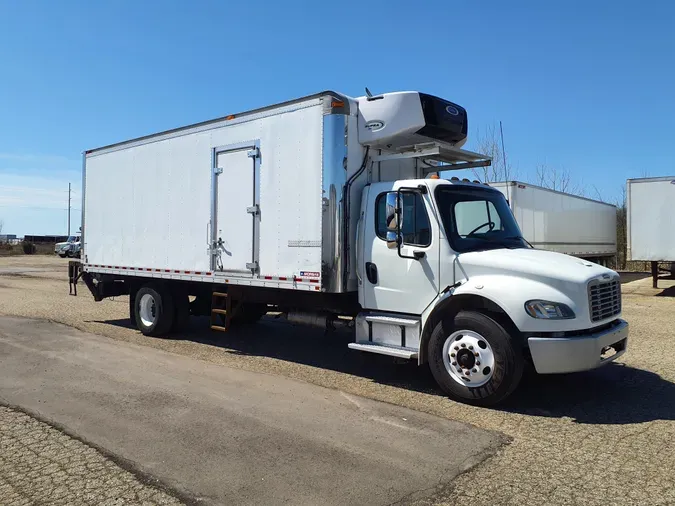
71 90 628 406
489 181 617 264
627 176 675 288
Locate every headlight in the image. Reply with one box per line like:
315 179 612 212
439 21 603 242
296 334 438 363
525 300 575 319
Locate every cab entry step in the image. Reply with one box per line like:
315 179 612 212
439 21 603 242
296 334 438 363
348 342 418 359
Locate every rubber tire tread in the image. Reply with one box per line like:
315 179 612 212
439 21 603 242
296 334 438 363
129 291 137 329
428 310 523 407
172 292 190 333
134 285 175 337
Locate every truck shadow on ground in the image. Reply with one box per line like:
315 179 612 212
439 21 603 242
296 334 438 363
99 315 675 425
655 284 675 297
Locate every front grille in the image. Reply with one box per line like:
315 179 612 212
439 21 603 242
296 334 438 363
588 278 621 322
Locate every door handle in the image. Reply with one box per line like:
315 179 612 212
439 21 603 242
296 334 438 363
365 262 378 284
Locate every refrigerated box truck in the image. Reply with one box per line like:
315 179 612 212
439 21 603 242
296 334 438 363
489 181 617 263
71 90 628 406
627 176 675 288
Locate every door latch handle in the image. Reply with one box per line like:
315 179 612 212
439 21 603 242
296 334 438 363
365 262 378 284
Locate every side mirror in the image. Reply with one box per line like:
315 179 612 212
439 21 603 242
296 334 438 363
385 230 400 250
385 192 400 231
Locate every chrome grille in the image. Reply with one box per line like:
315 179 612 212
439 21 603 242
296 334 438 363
588 278 621 322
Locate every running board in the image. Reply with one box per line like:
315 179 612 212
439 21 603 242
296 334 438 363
348 342 418 359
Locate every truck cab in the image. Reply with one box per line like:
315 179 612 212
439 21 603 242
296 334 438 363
353 177 627 406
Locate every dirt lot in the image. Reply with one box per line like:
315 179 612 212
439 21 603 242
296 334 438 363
1 256 674 506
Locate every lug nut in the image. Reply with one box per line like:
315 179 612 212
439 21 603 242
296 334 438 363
474 352 479 357
456 368 462 373
461 343 466 348
450 353 455 357
454 346 459 351
472 368 478 373
476 361 481 366
452 361 457 366
468 345 474 350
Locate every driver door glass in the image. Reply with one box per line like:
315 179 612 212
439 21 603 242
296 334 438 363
455 200 502 236
376 192 431 246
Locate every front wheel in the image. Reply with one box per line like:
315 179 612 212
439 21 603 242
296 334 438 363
428 311 523 406
58 253 67 258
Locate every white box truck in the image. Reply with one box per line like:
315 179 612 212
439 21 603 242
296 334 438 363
71 90 628 406
627 176 675 288
489 181 617 263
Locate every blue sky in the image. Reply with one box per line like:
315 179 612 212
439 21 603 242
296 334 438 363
0 0 673 235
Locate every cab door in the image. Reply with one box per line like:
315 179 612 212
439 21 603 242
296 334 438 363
360 182 440 314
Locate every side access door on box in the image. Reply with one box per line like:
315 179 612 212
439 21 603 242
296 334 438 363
211 141 261 277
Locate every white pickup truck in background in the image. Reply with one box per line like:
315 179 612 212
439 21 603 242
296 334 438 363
55 236 81 258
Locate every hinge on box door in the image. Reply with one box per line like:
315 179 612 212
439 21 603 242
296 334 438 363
247 147 260 159
246 261 259 272
213 167 223 175
246 205 260 216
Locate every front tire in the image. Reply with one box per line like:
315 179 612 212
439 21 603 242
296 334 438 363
134 285 174 336
428 311 523 406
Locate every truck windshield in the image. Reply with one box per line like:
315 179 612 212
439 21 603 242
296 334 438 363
434 186 528 253
67 236 79 243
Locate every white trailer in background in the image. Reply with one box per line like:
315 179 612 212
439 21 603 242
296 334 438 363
489 181 617 263
71 90 628 406
627 176 675 288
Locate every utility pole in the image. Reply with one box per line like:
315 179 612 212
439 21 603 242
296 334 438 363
499 121 508 179
67 183 71 236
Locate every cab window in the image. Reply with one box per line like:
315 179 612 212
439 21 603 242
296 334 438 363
375 192 431 247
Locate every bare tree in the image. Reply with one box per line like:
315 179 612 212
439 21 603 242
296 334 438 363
534 163 584 195
471 123 514 182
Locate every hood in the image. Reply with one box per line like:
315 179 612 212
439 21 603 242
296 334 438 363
457 248 617 285
55 241 70 248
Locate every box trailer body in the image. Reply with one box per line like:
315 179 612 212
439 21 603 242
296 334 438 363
84 94 354 293
490 181 617 260
74 90 628 407
627 177 675 261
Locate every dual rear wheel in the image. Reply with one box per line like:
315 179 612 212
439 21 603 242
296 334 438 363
130 284 265 337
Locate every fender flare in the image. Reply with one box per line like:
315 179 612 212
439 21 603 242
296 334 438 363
418 292 520 365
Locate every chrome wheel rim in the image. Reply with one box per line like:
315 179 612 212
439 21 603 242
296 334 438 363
138 293 157 327
442 330 495 387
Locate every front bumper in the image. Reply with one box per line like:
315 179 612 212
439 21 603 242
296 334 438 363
528 319 628 374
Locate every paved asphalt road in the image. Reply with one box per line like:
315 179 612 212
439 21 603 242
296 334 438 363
0 316 502 506
0 406 181 505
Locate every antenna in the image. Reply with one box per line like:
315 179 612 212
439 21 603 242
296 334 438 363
365 87 373 98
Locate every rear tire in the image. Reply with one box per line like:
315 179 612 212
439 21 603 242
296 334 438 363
235 303 267 324
134 285 174 337
428 310 523 406
58 254 67 258
129 290 137 329
218 303 267 326
172 292 190 332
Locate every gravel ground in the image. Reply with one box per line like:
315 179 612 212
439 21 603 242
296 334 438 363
0 406 181 506
1 257 674 505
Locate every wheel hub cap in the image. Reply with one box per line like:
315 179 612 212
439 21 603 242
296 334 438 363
138 293 157 327
442 330 495 388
